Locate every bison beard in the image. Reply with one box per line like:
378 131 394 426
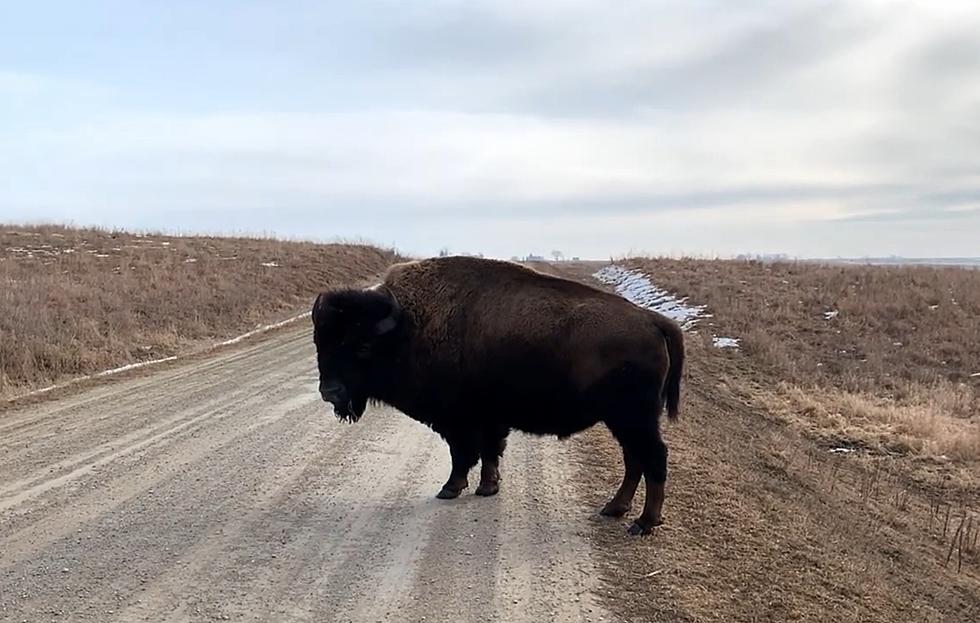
332 400 362 423
311 256 684 535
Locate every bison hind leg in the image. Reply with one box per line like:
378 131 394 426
600 445 642 518
587 364 667 534
611 431 667 535
597 379 669 535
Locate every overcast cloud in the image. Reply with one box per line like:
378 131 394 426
2 1 979 258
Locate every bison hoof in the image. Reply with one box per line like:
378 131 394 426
436 480 467 499
475 482 499 497
627 517 663 536
627 522 650 536
436 487 462 499
599 503 630 518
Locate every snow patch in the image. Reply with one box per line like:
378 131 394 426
216 313 306 347
95 356 179 377
712 336 740 349
823 310 839 320
260 261 280 268
593 265 706 330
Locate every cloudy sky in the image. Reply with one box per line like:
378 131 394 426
2 1 979 258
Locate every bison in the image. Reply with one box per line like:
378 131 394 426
311 256 684 535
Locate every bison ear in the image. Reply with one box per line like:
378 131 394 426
371 287 401 336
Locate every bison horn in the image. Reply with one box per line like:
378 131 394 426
311 292 327 322
375 315 398 335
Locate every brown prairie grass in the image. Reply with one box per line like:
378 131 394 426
623 257 980 463
775 382 979 461
1 224 398 398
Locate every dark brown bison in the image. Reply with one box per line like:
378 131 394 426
311 256 684 534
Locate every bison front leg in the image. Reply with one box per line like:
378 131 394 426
476 427 508 497
437 432 479 499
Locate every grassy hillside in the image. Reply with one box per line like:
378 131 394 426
0 224 398 398
622 258 980 465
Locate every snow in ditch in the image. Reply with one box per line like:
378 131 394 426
593 265 707 330
594 264 741 350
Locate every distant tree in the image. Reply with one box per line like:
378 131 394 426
551 250 564 262
439 247 450 257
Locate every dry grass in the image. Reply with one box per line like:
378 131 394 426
0 224 398 397
623 258 980 462
774 382 980 461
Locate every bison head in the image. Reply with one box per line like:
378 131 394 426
311 285 401 422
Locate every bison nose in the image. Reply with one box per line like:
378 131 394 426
319 380 347 404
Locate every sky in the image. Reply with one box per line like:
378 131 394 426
2 0 979 259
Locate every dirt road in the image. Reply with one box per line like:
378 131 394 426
0 328 608 622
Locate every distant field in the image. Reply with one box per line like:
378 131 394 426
0 224 397 398
830 257 980 269
620 257 980 469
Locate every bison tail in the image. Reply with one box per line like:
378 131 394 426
659 320 684 420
